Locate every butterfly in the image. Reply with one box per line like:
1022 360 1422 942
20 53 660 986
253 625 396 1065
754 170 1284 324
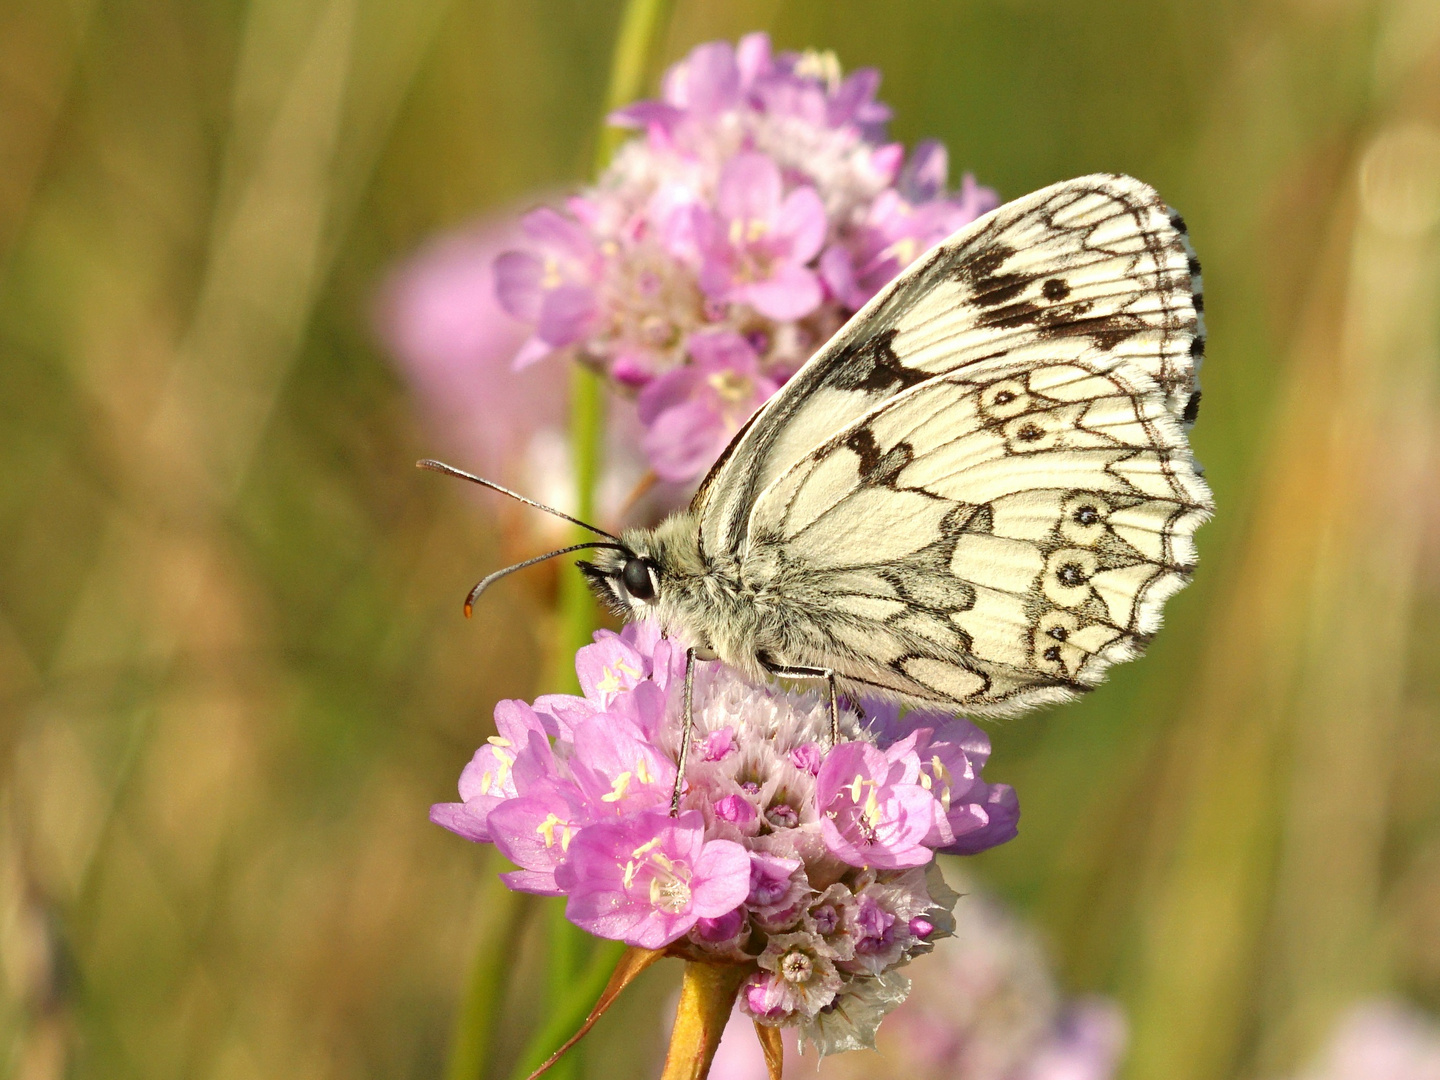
423 173 1212 807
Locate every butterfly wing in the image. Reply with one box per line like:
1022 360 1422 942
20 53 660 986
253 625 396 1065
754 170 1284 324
743 357 1211 714
693 174 1210 713
693 173 1205 563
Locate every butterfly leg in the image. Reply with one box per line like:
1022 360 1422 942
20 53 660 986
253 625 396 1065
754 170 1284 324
670 647 705 816
759 659 841 748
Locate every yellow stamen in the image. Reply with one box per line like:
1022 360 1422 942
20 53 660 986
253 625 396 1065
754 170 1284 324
928 755 952 812
631 837 663 859
602 772 633 803
536 813 575 852
707 370 754 403
884 237 918 266
594 660 642 696
862 785 881 827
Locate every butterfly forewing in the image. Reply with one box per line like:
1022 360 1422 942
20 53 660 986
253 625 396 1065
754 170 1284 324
694 174 1205 563
691 174 1211 713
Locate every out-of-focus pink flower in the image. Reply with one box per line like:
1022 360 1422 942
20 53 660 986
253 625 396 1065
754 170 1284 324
378 218 679 531
471 32 997 483
494 207 603 367
706 878 1128 1080
1019 1001 1128 1080
1294 1000 1440 1080
637 331 778 482
377 221 565 476
691 154 827 320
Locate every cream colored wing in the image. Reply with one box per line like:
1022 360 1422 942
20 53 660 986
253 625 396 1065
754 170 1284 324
693 173 1205 566
742 357 1212 715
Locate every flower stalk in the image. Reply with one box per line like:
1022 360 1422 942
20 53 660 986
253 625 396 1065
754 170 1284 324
659 962 751 1080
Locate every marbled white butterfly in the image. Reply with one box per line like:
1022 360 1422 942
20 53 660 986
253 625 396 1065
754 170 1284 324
424 174 1212 807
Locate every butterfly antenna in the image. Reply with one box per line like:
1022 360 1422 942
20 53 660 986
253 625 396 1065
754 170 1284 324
462 542 627 617
417 458 621 541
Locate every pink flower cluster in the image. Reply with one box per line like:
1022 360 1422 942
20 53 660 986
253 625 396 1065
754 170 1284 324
494 34 998 482
432 623 1018 1051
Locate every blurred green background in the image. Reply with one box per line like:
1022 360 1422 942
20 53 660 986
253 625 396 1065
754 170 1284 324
2 1 1439 1078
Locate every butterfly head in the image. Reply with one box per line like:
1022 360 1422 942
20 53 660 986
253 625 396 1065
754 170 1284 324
578 543 660 616
577 513 706 624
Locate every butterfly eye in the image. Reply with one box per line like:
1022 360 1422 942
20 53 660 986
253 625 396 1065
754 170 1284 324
621 558 657 601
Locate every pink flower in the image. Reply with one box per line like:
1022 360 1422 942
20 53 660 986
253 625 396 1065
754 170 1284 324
821 153 1000 311
691 153 827 321
489 779 590 895
908 723 1020 854
816 738 941 869
494 207 603 367
1292 1000 1440 1080
375 220 567 481
445 33 997 483
565 714 676 818
556 810 750 949
637 331 779 482
1021 1001 1129 1080
740 932 844 1023
428 699 555 843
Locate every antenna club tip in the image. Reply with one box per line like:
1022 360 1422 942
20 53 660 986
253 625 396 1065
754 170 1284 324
463 602 474 619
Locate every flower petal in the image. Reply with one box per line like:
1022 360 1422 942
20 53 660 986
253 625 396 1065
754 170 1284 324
740 264 822 321
492 250 544 321
718 152 782 226
643 400 729 482
691 839 754 917
536 283 597 346
776 185 827 263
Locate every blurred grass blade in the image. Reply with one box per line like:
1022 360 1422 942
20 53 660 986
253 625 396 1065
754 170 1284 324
445 877 530 1080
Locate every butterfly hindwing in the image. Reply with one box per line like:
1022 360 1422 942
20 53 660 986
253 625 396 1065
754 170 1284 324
741 355 1211 713
694 174 1205 567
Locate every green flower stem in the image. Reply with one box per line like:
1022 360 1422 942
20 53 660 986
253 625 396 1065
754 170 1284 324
443 0 671 1068
549 0 675 687
595 0 674 164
